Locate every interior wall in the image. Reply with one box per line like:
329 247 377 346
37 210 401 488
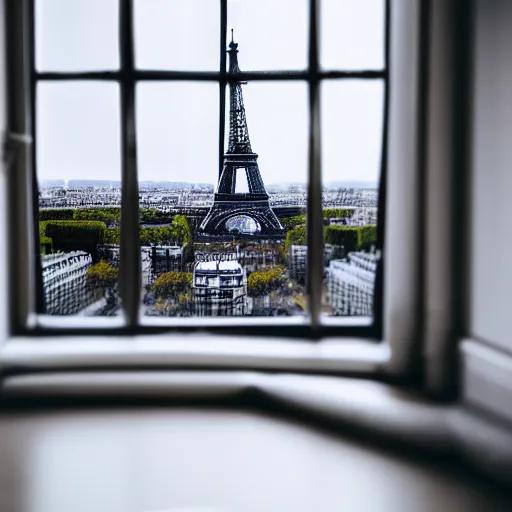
468 0 512 355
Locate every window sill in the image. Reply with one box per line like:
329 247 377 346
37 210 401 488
0 335 389 374
1 370 511 488
461 338 512 426
32 314 373 330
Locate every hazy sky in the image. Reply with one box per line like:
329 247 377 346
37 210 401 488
36 0 384 186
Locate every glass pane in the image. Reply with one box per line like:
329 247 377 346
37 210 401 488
35 0 119 72
137 82 218 317
134 0 219 71
227 0 308 71
37 83 122 317
224 82 308 318
320 0 385 70
321 80 383 319
137 80 308 319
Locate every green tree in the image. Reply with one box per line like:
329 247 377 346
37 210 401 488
104 227 121 244
247 266 285 297
152 272 193 299
42 220 106 259
358 225 378 249
323 208 355 219
87 261 119 303
171 214 192 244
39 209 75 221
99 216 193 247
285 225 307 250
39 221 48 237
87 260 118 286
324 226 359 251
73 207 120 224
140 208 158 223
139 215 192 246
40 235 53 255
280 214 306 230
324 225 377 251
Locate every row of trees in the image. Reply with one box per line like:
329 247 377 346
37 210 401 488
322 208 355 219
280 214 306 230
39 207 172 225
40 220 106 259
279 208 355 231
284 224 377 253
324 225 377 249
39 215 193 257
103 215 192 246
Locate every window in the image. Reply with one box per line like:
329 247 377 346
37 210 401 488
19 0 389 338
7 0 503 417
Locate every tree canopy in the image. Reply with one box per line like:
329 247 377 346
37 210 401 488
322 208 355 219
247 266 285 297
152 271 193 298
103 215 192 246
324 225 377 251
87 260 118 288
285 225 307 250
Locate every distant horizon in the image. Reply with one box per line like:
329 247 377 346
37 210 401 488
38 178 379 189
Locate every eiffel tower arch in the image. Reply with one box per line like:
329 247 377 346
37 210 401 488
199 33 284 238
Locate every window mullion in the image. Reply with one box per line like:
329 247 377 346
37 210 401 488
307 0 323 332
218 0 227 179
6 0 37 332
119 0 141 328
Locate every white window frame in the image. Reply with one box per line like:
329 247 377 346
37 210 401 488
0 0 449 385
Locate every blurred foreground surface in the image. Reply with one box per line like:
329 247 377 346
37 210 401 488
0 407 510 512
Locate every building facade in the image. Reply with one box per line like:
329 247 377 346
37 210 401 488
328 251 377 316
192 259 248 316
42 251 94 315
98 244 185 290
150 245 183 275
288 244 336 282
288 245 308 282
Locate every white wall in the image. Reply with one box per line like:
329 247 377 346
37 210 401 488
468 0 512 354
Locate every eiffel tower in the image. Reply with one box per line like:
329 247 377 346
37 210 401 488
198 31 284 238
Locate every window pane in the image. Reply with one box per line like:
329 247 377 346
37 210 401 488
137 82 218 188
35 0 119 72
321 80 383 320
227 0 308 71
137 81 308 319
225 82 308 319
37 83 121 317
134 0 219 71
320 0 385 70
137 82 218 317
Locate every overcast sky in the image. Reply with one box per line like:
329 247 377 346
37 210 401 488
36 0 384 186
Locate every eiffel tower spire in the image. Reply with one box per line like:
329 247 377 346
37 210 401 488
227 31 252 154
